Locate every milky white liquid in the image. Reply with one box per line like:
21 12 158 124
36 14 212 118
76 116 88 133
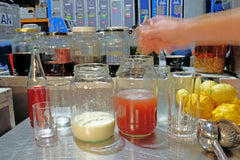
72 112 115 142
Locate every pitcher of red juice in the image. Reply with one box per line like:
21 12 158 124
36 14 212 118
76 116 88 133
115 55 158 137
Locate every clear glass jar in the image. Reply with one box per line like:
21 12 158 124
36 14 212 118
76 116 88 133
115 55 158 137
104 28 130 77
41 32 73 76
71 27 101 65
12 28 39 76
194 43 227 74
71 63 115 143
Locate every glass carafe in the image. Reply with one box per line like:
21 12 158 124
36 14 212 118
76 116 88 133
115 55 158 137
71 63 115 143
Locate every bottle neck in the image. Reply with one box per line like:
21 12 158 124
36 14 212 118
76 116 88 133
27 45 46 87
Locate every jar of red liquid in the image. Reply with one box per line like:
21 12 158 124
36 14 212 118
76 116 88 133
194 43 227 74
27 44 49 127
115 55 158 137
41 32 73 76
12 28 39 76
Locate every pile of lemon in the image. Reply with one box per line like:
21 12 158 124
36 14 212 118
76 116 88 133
176 80 240 125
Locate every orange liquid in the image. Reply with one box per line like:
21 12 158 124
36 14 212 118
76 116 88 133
116 89 157 136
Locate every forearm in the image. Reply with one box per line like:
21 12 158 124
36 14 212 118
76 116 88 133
186 8 240 45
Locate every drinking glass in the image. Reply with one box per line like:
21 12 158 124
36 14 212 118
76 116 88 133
33 101 58 147
168 72 201 142
47 78 72 136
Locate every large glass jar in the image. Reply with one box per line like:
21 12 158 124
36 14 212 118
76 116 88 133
71 63 115 143
12 28 39 76
115 55 158 137
104 28 130 77
41 32 73 76
71 27 101 65
194 43 227 74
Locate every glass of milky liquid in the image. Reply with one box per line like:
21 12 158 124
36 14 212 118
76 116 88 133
71 63 115 143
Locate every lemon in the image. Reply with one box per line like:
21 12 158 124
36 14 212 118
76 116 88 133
212 103 240 125
176 89 189 106
185 94 215 120
209 83 238 103
200 80 217 96
230 97 240 106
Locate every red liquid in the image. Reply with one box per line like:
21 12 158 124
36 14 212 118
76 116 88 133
27 86 49 127
116 89 157 137
13 52 31 76
43 61 73 76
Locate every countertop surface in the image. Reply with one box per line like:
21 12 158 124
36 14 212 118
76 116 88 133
1 118 240 160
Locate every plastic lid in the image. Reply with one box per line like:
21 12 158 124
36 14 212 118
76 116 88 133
72 27 96 33
15 28 39 32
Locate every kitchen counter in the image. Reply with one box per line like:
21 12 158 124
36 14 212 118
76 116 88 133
1 118 240 160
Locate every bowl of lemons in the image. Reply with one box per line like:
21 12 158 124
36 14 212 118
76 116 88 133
176 80 240 126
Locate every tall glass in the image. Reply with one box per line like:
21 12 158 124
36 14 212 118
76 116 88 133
168 72 201 142
116 55 158 137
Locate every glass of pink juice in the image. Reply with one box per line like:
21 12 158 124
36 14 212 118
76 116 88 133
116 89 157 137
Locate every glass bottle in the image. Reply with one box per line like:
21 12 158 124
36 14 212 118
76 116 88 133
12 28 39 76
115 55 158 137
27 42 48 127
71 63 115 143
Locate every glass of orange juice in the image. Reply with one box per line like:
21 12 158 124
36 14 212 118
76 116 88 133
115 55 158 137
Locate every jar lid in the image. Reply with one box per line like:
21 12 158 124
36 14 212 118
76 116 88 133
15 28 39 32
73 27 96 33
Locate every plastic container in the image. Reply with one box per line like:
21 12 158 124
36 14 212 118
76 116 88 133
194 44 227 74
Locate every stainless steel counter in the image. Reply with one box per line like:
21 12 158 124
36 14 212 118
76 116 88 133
1 119 240 160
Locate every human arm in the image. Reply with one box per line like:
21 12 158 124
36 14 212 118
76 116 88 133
136 7 240 55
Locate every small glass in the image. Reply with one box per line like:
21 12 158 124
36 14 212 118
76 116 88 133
116 55 158 137
71 63 115 143
33 102 58 147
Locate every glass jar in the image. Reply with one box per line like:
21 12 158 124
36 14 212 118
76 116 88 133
71 27 101 65
41 32 73 76
104 28 130 77
115 55 158 137
71 63 115 143
194 43 227 74
12 28 39 76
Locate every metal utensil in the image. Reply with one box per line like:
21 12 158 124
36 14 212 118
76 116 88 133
218 119 240 148
197 120 228 160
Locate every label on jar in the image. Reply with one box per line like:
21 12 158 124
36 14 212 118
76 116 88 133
72 112 115 142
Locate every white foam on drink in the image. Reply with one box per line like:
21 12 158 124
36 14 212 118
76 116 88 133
118 89 155 100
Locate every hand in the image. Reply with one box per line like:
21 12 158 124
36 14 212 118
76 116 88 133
135 16 193 55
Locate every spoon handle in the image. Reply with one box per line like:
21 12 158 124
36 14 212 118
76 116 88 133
212 140 228 160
